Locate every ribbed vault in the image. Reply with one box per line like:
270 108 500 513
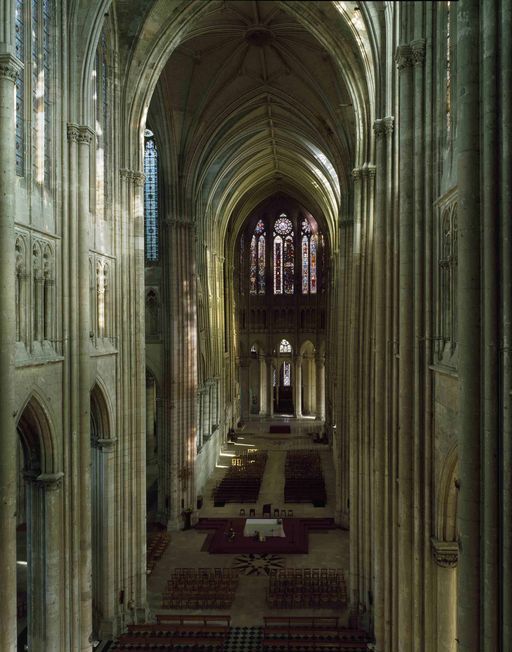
124 0 378 252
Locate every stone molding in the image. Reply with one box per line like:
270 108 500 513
36 471 65 491
395 44 414 70
0 53 24 82
431 537 458 568
340 218 354 228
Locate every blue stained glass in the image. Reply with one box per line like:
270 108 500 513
302 236 309 293
43 0 51 184
15 0 24 175
144 137 159 262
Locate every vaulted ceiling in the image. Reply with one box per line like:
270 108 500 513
135 0 377 250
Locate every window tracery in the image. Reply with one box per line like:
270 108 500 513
273 215 294 295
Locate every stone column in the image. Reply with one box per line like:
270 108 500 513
432 540 458 652
239 357 250 421
372 117 388 649
92 438 117 639
77 125 94 652
0 51 23 652
294 354 302 417
456 2 481 650
316 354 325 420
395 42 415 650
266 355 274 416
34 472 64 652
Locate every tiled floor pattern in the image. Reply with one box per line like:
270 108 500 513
223 627 263 652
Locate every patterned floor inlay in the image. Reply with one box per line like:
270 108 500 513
224 627 263 652
233 553 285 576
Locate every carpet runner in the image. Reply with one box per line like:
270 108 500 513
196 518 335 554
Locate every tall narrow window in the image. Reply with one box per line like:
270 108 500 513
144 130 159 262
15 0 25 176
42 0 51 185
249 220 265 294
273 215 293 294
301 218 318 294
310 234 317 293
446 1 451 134
32 0 41 182
250 235 257 294
94 26 110 219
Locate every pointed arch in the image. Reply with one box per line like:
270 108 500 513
16 392 57 474
90 380 112 443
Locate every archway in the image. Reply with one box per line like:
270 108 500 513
16 395 62 651
90 382 116 640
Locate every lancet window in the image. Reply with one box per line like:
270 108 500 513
250 220 266 295
273 215 294 295
144 130 159 262
15 0 54 183
301 219 318 294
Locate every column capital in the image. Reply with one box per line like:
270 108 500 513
382 116 394 135
36 472 64 491
77 126 95 145
431 538 458 568
0 53 23 82
133 172 146 187
363 165 376 178
395 44 414 70
411 38 426 66
94 437 118 451
373 119 386 139
67 123 80 143
351 167 362 181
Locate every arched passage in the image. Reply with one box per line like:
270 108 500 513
90 382 116 640
16 395 62 652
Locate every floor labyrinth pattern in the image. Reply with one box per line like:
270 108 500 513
232 553 285 575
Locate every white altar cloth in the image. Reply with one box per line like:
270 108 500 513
243 518 286 538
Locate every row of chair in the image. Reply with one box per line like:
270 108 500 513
146 531 170 574
284 450 326 504
213 450 268 504
263 616 370 651
162 568 239 610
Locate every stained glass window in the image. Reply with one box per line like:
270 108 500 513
310 234 317 294
302 236 309 293
446 1 451 133
301 218 318 294
144 132 159 262
283 361 291 387
273 216 293 294
250 220 266 294
257 235 265 293
32 0 39 180
15 0 24 176
250 235 257 294
43 0 51 185
279 339 292 353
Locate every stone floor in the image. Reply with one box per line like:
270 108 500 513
147 419 350 627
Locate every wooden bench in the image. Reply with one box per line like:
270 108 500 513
155 614 230 627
